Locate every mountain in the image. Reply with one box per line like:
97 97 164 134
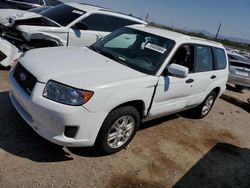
186 29 250 44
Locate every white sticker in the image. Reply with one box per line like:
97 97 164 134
72 10 84 15
145 43 167 54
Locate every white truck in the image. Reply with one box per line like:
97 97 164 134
9 25 228 154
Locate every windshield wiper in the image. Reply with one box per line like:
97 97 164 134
89 46 128 66
97 48 128 65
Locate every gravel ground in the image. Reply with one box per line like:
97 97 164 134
0 68 250 188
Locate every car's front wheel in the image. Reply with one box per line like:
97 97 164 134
98 106 140 154
192 91 216 118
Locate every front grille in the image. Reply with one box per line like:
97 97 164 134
0 51 7 62
13 63 37 95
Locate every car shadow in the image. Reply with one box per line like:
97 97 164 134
0 91 73 162
220 94 250 113
0 65 11 71
226 84 242 93
173 143 250 188
68 114 179 157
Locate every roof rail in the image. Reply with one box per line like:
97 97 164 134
190 37 222 46
78 3 144 21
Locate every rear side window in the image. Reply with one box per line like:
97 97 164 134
80 14 106 31
106 16 138 32
80 14 139 32
195 46 213 72
213 48 227 69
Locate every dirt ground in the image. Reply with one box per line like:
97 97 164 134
0 68 250 188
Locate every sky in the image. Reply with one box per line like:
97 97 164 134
62 0 250 41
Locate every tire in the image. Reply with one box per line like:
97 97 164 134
191 91 217 119
97 106 140 154
235 84 244 92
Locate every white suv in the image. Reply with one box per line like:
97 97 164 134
0 2 146 66
9 25 228 154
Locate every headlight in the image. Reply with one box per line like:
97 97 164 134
43 80 93 106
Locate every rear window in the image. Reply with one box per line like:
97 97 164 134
214 48 227 69
41 4 85 26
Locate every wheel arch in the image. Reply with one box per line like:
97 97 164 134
212 87 221 98
110 100 146 119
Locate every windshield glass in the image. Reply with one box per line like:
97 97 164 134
91 27 175 75
41 4 85 26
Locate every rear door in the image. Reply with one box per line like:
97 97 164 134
184 45 218 105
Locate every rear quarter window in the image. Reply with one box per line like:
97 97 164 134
213 48 227 69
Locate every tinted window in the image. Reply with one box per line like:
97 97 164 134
195 46 213 72
11 0 41 4
214 48 227 69
80 14 140 32
80 14 106 31
41 4 85 26
106 16 138 32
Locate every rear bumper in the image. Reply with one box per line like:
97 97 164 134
228 73 250 88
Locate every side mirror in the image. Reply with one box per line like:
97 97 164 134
73 22 88 30
167 63 188 78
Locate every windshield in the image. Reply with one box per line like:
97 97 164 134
41 4 85 26
91 27 175 75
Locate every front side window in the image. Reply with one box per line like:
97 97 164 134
195 46 213 72
213 48 227 69
169 45 195 73
91 27 175 75
41 4 85 26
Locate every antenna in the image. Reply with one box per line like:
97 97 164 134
215 23 222 39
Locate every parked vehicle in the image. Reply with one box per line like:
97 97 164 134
0 2 146 67
0 0 61 10
227 51 250 90
9 25 228 154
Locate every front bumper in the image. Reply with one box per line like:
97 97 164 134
0 37 21 67
9 69 108 147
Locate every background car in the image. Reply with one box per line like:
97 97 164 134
0 0 61 10
227 51 250 90
0 2 147 67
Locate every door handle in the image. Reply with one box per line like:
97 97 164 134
185 78 194 84
210 75 216 79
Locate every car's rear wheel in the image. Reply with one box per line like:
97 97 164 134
98 106 140 154
235 84 244 92
192 91 216 118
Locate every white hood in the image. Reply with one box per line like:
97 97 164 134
19 47 147 89
0 9 41 27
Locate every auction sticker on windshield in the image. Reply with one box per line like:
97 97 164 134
145 43 167 54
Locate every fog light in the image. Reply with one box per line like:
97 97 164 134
64 126 78 138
